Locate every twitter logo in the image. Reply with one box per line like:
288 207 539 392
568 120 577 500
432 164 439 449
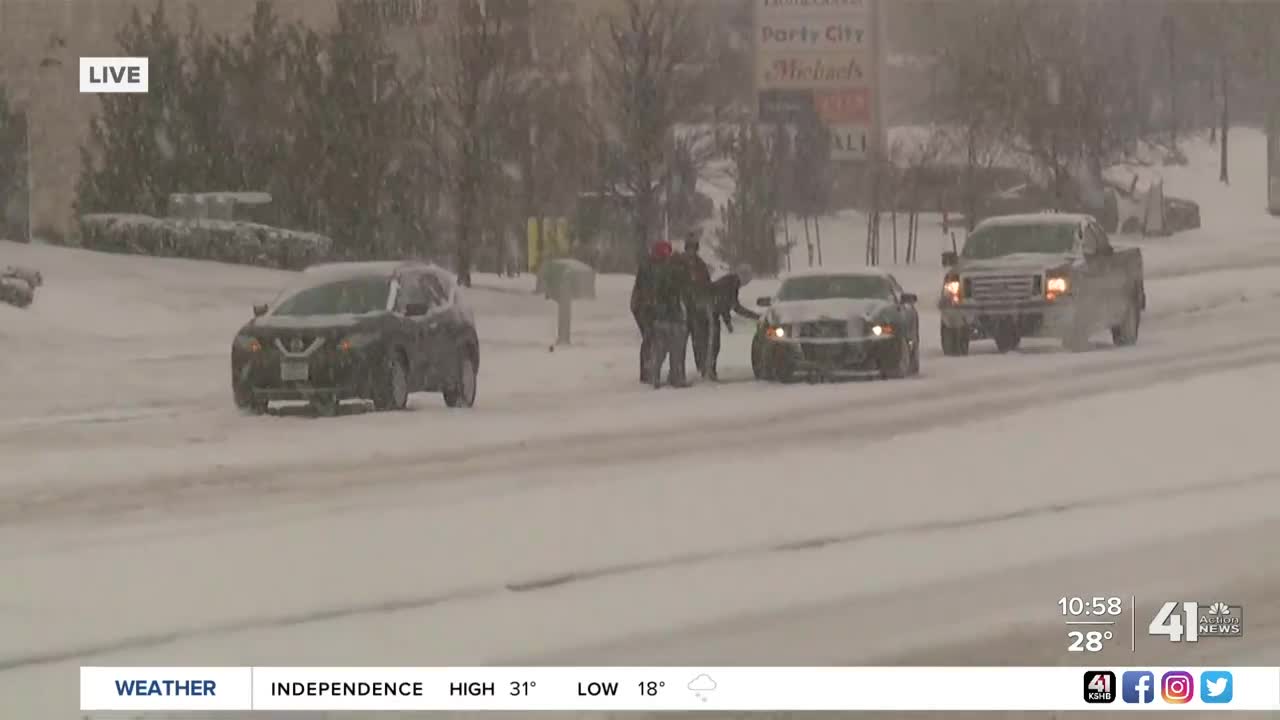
1201 671 1233 703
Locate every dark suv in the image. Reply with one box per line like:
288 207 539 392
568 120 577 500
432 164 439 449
231 261 479 415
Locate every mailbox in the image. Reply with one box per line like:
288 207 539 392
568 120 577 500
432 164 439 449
537 258 596 301
536 258 596 346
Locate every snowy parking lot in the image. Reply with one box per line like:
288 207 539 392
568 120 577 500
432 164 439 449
3 133 1280 717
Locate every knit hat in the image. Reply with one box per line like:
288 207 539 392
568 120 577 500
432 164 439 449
652 241 673 259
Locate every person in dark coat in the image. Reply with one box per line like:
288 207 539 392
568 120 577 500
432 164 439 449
680 231 714 378
630 252 657 383
705 264 760 381
645 240 691 388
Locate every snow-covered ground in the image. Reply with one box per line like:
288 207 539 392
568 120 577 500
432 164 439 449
2 129 1279 717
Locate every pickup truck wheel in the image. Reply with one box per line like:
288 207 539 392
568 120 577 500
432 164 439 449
1111 299 1140 346
880 338 911 379
941 325 970 356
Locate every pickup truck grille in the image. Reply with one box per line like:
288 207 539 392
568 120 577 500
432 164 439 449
966 275 1038 302
797 320 854 338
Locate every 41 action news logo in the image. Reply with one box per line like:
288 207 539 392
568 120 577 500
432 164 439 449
1149 601 1243 642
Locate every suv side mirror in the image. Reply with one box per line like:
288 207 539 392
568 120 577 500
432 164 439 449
941 251 958 267
900 293 918 304
756 296 772 307
404 302 430 317
253 303 269 317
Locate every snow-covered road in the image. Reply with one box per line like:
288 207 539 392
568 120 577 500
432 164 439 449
3 131 1279 718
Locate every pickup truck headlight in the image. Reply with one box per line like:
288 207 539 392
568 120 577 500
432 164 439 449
1046 275 1069 298
943 274 961 303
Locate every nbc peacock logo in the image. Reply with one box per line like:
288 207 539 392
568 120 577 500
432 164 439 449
1201 602 1243 638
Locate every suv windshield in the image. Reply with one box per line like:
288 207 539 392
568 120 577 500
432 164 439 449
962 223 1078 259
271 277 391 316
777 275 893 301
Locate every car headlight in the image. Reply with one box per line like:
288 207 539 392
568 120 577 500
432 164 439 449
871 323 894 337
338 331 380 352
234 334 262 352
766 325 787 339
1046 275 1069 299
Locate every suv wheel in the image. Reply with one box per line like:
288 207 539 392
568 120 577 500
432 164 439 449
373 350 409 411
444 349 477 408
233 386 268 415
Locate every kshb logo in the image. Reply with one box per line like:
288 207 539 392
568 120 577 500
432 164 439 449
80 58 149 93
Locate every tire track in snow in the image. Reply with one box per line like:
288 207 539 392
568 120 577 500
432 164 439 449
4 464 1279 673
7 327 1280 527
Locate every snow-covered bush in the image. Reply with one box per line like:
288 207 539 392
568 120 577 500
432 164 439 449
0 265 39 308
78 214 333 270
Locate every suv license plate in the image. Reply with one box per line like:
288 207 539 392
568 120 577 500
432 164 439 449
281 360 309 382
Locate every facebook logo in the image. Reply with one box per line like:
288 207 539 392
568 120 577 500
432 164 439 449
1122 671 1155 704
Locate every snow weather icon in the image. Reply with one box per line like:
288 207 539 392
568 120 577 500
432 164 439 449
688 674 716 702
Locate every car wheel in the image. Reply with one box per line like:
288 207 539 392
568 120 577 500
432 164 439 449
909 334 921 376
772 346 795 383
443 348 478 408
1111 298 1140 347
941 325 970 357
372 350 409 411
751 335 771 380
880 337 910 379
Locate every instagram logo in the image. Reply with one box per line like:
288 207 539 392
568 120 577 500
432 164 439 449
1161 671 1194 703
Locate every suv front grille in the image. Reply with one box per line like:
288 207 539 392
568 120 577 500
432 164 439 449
967 275 1037 302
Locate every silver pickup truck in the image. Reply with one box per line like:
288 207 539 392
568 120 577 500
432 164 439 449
938 213 1145 354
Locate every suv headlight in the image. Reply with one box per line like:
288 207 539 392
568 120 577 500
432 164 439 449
234 334 262 352
1046 275 1069 297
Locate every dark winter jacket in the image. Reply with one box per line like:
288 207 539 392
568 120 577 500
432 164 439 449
631 259 655 322
712 274 759 332
649 257 692 322
682 253 713 309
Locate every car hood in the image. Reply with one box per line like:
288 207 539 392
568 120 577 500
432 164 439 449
956 253 1077 273
768 298 894 324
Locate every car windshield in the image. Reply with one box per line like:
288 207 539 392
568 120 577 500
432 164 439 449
777 275 894 301
271 277 390 316
962 223 1078 259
